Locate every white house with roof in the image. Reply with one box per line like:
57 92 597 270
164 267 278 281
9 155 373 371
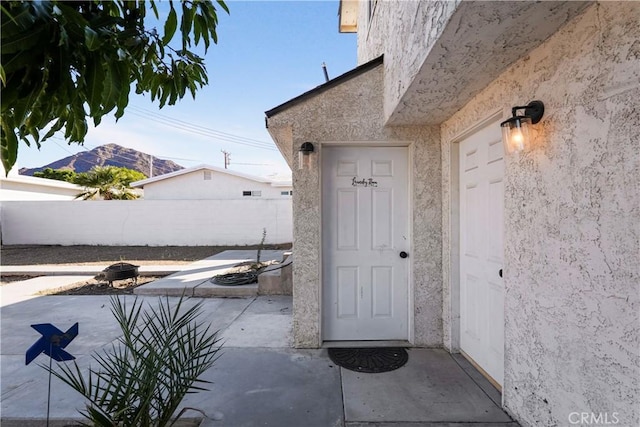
0 175 83 201
0 162 83 201
265 1 638 426
130 164 292 200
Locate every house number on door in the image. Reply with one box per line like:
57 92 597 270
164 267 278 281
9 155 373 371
352 177 378 187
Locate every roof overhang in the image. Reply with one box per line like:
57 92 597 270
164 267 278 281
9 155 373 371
339 0 358 33
387 1 592 125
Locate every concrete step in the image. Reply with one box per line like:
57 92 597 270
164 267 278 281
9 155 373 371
134 250 286 298
258 252 292 295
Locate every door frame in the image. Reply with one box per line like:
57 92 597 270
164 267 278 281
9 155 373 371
446 110 504 356
319 141 414 346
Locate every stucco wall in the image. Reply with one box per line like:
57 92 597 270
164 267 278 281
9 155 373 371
358 2 590 127
1 199 292 245
357 0 459 123
441 3 639 426
267 64 443 348
142 169 291 200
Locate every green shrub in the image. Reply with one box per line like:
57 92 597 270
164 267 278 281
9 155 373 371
48 295 221 426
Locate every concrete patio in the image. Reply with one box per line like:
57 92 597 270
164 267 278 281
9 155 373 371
1 252 518 426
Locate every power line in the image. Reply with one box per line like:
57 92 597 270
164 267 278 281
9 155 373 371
128 106 274 146
126 106 278 151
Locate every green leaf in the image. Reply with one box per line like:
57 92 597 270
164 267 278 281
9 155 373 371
85 56 105 118
0 5 36 38
114 61 130 120
1 26 44 54
0 120 18 175
193 13 202 46
84 26 102 51
163 6 177 45
101 62 123 114
217 1 230 15
12 76 44 128
180 2 195 48
54 3 89 26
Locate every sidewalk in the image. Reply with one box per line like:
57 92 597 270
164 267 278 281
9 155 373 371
0 252 518 426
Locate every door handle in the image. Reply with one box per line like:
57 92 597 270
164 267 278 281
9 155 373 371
399 251 408 259
499 269 503 278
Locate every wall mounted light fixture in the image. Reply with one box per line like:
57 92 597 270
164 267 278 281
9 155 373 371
298 142 315 170
500 100 545 154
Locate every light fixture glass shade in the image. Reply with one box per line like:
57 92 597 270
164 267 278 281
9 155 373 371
501 116 532 154
298 142 314 170
298 150 312 170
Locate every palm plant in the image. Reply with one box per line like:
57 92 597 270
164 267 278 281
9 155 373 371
74 166 145 200
47 295 221 426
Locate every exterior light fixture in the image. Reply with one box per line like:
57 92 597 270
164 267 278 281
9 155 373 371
298 142 314 170
500 100 545 154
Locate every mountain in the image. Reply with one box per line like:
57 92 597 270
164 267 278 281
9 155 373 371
19 144 183 177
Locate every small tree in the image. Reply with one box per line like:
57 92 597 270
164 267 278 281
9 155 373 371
1 0 229 174
74 165 145 200
33 167 77 182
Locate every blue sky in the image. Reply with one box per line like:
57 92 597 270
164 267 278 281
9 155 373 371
17 1 356 179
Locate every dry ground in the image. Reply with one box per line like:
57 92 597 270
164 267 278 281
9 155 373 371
0 244 291 266
0 244 291 295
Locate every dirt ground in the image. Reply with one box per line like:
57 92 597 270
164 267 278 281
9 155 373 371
0 244 292 266
0 244 291 295
41 276 164 296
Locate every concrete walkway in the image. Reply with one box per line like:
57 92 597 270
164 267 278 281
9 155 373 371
0 252 518 426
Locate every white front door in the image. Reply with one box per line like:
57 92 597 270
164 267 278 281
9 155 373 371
459 120 505 386
322 146 410 341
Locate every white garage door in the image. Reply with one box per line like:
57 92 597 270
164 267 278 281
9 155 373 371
459 120 505 387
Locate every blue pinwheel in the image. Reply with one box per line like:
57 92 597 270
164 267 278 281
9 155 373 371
25 323 79 365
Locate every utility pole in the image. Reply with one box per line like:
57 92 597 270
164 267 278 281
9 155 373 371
149 154 153 177
221 150 231 169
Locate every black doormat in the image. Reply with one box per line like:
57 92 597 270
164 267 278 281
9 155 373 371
328 347 408 373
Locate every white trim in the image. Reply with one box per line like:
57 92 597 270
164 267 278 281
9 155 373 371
449 110 504 145
446 108 503 353
320 140 411 147
407 141 415 345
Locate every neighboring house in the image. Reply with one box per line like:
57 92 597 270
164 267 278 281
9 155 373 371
0 175 83 201
130 164 292 200
2 163 293 245
266 2 638 426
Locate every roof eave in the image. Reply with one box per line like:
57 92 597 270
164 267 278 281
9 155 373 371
265 55 383 119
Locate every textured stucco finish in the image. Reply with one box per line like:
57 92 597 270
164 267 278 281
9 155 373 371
358 1 590 126
266 1 638 425
357 0 458 124
267 64 442 348
441 3 639 426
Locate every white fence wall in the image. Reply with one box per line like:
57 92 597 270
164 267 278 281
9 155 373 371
0 199 292 246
